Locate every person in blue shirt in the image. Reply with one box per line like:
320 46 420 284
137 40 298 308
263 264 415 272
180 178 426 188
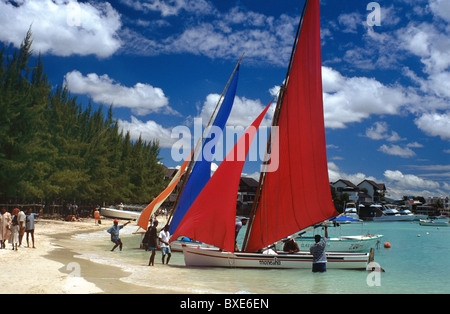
107 220 130 251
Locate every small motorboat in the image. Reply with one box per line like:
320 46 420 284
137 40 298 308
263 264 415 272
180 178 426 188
419 219 449 227
101 206 141 220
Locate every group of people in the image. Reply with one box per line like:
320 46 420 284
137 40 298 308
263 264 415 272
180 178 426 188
107 218 171 267
107 216 330 272
0 207 41 250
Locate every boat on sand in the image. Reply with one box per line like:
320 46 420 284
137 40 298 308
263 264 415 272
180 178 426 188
101 206 141 220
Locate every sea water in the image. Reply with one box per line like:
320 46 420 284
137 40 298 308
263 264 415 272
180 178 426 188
56 221 450 294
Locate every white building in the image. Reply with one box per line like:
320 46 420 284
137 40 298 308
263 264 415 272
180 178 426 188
357 180 386 203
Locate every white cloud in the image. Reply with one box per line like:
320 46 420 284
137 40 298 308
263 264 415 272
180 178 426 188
120 0 216 16
338 12 362 33
122 5 297 66
165 21 293 66
379 5 401 26
378 144 416 158
384 170 440 190
327 2 450 153
118 90 276 156
200 94 274 128
0 0 122 58
415 112 450 140
408 164 450 172
406 142 423 148
365 121 405 142
327 162 377 184
399 22 450 75
64 70 171 116
429 0 450 22
425 71 450 99
118 116 192 153
118 116 175 147
322 67 410 129
328 163 445 199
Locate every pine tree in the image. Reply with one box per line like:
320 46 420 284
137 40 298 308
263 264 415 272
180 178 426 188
0 30 166 207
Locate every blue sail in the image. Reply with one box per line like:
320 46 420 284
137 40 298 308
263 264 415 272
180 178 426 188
169 65 240 235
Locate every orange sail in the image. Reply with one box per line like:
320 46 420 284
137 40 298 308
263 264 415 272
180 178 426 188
137 155 190 230
170 102 272 252
244 0 338 252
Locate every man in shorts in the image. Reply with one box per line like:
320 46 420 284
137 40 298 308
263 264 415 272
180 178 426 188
25 208 42 248
107 220 130 251
159 224 171 264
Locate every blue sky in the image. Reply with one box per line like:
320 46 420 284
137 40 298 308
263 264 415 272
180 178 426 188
0 0 449 200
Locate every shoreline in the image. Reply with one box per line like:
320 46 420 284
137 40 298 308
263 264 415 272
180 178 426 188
0 217 175 294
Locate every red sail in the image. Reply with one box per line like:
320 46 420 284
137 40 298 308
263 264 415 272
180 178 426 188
244 0 338 253
170 102 272 253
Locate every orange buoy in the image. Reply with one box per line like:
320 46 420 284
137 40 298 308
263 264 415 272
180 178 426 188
384 242 391 248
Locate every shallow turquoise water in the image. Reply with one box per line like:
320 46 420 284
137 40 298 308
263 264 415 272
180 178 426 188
67 221 450 294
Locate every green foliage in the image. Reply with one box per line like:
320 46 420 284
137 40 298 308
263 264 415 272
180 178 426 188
0 30 166 205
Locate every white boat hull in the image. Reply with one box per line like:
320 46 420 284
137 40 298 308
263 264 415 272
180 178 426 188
169 240 208 252
419 219 449 227
293 235 383 253
372 215 416 222
182 246 370 269
101 207 141 220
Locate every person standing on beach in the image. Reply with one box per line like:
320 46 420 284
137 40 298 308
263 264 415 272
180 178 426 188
107 220 131 251
159 224 171 265
144 219 158 266
1 207 12 249
9 216 19 251
25 208 42 248
309 225 329 273
234 218 248 252
93 208 100 225
17 209 26 247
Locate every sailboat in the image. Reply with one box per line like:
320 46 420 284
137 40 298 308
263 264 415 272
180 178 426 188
169 0 373 269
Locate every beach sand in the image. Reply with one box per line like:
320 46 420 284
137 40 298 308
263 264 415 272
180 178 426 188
0 217 172 294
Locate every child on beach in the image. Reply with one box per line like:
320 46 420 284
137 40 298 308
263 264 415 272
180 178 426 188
94 208 100 225
10 216 19 251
